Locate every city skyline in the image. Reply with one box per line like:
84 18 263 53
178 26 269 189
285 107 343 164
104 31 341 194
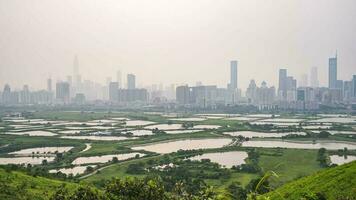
1 0 356 90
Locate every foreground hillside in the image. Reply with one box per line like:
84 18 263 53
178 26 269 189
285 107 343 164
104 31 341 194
0 168 78 200
263 161 356 200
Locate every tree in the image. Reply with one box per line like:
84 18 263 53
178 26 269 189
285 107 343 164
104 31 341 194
105 177 167 200
228 182 247 200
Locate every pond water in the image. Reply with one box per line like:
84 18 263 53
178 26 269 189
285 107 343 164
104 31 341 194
165 130 203 134
9 146 73 155
171 118 206 122
10 124 38 129
224 131 306 138
58 130 82 134
245 114 280 118
110 117 131 121
330 155 356 165
328 131 356 135
251 122 300 126
302 125 332 130
145 124 183 130
259 118 305 123
308 118 356 124
124 120 155 126
0 156 55 165
49 165 96 175
225 117 260 121
90 119 119 124
3 131 57 136
241 140 356 150
124 129 153 136
189 151 248 168
132 138 232 154
65 127 90 130
61 136 136 141
193 125 221 129
87 126 115 130
72 153 145 165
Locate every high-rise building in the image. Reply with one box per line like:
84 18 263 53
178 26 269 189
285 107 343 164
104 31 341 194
278 69 287 96
176 85 190 105
20 85 30 104
2 84 12 104
329 54 337 89
127 74 136 89
352 75 356 98
47 78 52 92
109 82 119 102
229 60 238 90
117 70 122 88
56 82 70 104
310 67 319 88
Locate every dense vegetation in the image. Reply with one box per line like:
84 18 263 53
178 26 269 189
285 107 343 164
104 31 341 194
263 161 356 200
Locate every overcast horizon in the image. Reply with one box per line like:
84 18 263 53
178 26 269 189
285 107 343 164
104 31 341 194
1 0 356 91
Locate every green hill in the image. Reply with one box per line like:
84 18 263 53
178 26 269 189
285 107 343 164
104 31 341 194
0 168 78 200
263 161 356 200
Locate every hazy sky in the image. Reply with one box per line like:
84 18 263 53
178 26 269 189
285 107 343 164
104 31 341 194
0 0 355 90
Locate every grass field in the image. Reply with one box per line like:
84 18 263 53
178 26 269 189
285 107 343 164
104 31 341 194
263 161 356 200
258 149 322 188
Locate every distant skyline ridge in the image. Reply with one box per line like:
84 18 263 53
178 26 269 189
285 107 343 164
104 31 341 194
0 0 355 90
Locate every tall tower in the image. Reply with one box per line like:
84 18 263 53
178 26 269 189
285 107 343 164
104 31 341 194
278 69 287 97
47 78 52 92
328 53 337 89
117 70 122 88
229 60 238 90
127 74 136 89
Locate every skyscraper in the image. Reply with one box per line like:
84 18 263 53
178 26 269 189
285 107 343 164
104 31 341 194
109 82 119 102
56 82 70 104
329 54 337 89
127 74 136 89
278 69 287 97
229 60 238 90
47 78 52 92
2 84 11 104
117 70 122 88
310 67 319 88
352 75 356 98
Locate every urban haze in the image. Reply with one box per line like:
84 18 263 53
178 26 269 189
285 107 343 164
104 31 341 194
0 1 356 200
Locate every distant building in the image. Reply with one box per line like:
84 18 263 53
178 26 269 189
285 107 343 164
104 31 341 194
116 70 122 88
20 85 30 104
118 88 148 103
2 84 12 104
328 54 337 89
352 75 356 99
246 80 257 104
255 81 275 109
176 85 190 105
73 93 86 105
47 78 52 92
278 69 297 101
278 69 287 98
109 82 119 102
127 74 136 89
56 82 70 104
228 60 238 90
